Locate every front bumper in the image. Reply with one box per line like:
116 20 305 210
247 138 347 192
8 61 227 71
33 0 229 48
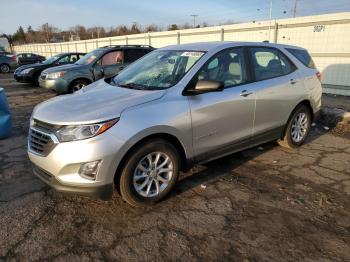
33 164 113 200
14 72 33 83
39 77 69 93
28 128 126 200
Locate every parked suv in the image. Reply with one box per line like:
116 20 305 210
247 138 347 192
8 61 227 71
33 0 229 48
28 42 322 206
39 45 154 94
0 53 18 73
14 52 85 86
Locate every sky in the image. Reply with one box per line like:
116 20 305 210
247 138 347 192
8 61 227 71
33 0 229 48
1 0 350 34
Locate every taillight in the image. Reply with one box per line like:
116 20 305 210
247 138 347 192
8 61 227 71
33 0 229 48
316 71 322 82
11 55 16 61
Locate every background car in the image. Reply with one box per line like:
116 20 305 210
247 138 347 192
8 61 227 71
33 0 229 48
0 53 18 73
39 45 154 94
14 52 85 85
16 53 46 65
0 87 12 139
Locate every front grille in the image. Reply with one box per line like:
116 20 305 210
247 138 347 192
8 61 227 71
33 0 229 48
33 165 53 182
29 128 56 156
32 119 59 133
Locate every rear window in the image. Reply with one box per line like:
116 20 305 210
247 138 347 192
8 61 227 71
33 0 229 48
286 48 316 69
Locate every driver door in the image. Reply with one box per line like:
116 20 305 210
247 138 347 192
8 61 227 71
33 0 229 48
97 51 124 79
188 47 256 161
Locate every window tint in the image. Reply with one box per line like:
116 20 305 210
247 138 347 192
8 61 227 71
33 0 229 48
124 49 149 63
286 48 316 69
197 48 247 88
57 55 70 65
250 47 295 81
101 51 123 66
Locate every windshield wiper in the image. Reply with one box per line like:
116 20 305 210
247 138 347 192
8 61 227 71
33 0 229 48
117 82 148 90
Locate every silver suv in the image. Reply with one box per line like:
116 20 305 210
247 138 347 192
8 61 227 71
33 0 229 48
28 42 322 207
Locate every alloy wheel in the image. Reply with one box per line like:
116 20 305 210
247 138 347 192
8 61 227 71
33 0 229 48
133 152 174 198
72 82 86 92
291 112 308 143
0 64 10 73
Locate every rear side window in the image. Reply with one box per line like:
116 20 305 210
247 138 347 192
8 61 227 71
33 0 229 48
69 54 79 63
286 48 316 69
249 47 295 81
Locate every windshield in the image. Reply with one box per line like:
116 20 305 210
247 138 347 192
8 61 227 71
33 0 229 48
76 49 104 65
111 50 205 90
42 55 60 65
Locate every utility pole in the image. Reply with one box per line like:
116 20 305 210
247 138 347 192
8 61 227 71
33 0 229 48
293 0 298 17
45 22 49 43
190 14 198 28
268 0 273 42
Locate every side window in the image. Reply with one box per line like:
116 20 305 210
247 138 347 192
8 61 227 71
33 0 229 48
57 55 69 65
286 48 316 69
197 48 247 88
124 49 148 63
101 51 124 66
69 54 78 63
249 47 295 81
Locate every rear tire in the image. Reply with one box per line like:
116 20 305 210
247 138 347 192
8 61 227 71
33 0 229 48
0 64 10 73
119 139 180 207
278 105 311 148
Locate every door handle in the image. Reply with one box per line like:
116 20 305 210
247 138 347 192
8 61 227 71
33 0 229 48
290 79 297 85
240 90 253 97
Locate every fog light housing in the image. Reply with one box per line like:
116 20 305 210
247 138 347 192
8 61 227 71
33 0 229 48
79 160 101 180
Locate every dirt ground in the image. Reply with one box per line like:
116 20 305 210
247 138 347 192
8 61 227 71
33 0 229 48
0 73 349 261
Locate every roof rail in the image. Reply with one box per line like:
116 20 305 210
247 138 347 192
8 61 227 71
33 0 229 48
101 44 154 48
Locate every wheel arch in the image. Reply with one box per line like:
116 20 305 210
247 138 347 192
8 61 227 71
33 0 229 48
113 132 191 187
68 77 92 91
281 99 314 138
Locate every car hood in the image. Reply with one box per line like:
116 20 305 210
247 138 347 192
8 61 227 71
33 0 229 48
16 63 46 71
32 80 166 125
44 63 82 73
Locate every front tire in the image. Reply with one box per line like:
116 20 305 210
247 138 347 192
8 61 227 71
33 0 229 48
278 105 311 148
119 139 180 207
0 64 10 73
69 79 89 93
33 72 41 86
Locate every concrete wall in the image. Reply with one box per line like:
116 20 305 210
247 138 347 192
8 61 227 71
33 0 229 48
13 12 350 89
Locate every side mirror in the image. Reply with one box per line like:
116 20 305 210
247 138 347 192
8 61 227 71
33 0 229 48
185 80 224 95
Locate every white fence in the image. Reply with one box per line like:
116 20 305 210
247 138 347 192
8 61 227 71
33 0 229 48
13 12 350 90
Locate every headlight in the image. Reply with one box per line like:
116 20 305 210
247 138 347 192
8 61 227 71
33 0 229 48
55 118 119 142
21 68 34 75
47 71 66 79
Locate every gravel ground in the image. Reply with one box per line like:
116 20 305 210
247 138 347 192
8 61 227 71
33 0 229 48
0 73 350 261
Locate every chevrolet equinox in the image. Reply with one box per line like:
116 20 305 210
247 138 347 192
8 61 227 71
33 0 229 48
28 42 322 207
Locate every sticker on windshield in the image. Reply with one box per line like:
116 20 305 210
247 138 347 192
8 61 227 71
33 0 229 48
181 51 204 57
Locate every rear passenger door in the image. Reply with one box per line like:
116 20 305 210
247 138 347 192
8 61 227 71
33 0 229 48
248 47 305 138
